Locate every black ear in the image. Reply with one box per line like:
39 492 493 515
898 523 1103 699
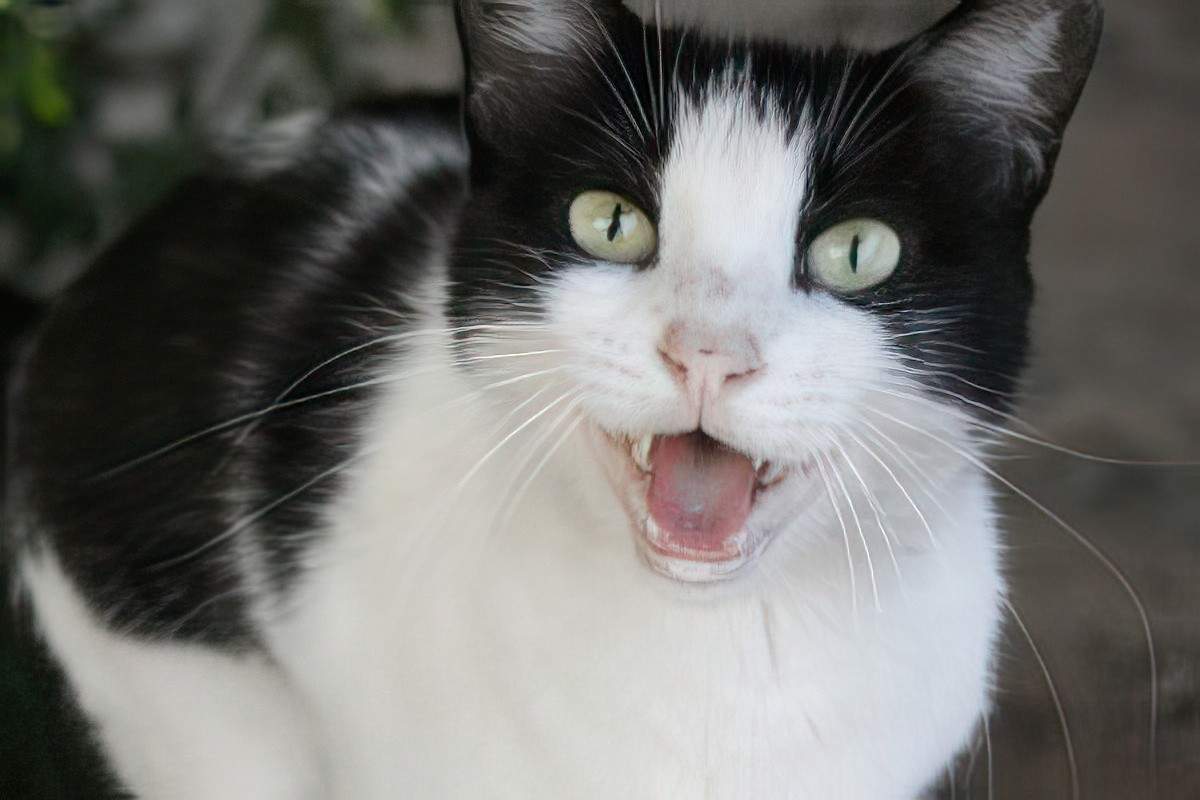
456 0 629 146
915 0 1103 194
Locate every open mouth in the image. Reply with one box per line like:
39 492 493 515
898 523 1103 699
608 429 794 583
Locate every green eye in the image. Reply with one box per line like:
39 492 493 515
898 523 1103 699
807 219 901 292
568 190 656 264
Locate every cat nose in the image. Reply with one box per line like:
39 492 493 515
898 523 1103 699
658 321 763 397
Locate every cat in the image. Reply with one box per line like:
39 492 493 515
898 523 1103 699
4 0 1102 797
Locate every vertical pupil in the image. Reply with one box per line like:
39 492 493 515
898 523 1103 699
606 203 624 242
849 233 861 273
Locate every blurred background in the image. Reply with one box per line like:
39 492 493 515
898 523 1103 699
1 0 1197 797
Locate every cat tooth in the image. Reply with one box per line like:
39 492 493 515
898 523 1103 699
632 435 654 472
643 514 666 546
753 457 765 473
759 461 787 486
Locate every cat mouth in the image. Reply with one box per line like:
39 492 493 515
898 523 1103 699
605 429 805 583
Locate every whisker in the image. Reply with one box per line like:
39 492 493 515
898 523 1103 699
1004 598 1079 800
835 78 916 172
862 402 1159 773
552 105 644 161
151 446 378 571
229 336 561 452
892 352 1022 399
832 45 917 166
812 452 859 620
495 409 585 537
830 426 906 591
831 115 914 182
983 711 994 800
842 421 940 547
576 11 648 143
88 375 413 481
640 19 658 140
91 360 566 481
671 27 689 107
454 388 578 491
961 722 983 799
865 381 1200 467
823 441 881 612
593 9 653 139
485 381 560 434
655 0 665 132
857 419 953 522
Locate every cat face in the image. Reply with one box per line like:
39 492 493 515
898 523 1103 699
447 0 1101 582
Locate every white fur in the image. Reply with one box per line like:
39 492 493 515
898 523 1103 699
21 555 324 799
259 336 1001 798
22 79 1003 798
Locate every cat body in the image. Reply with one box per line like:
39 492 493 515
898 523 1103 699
6 1 1102 797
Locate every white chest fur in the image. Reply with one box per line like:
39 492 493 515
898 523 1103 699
265 336 1003 800
22 328 1003 800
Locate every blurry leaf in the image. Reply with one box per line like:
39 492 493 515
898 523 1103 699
0 110 20 155
25 43 72 125
110 133 195 222
373 0 418 32
265 0 336 83
1 0 420 292
24 3 75 40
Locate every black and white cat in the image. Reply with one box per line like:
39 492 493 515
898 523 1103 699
5 0 1103 796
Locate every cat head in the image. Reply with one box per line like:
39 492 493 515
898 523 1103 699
446 0 1102 583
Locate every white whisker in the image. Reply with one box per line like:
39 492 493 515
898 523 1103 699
152 446 379 571
984 711 994 800
813 452 859 621
830 428 906 593
863 401 1159 771
455 388 577 491
495 409 585 537
822 446 881 613
1004 598 1079 800
844 421 940 548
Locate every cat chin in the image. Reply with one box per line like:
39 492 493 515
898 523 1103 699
590 424 823 584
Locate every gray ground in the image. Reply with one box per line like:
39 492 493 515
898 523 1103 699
5 1 1198 797
976 2 1200 795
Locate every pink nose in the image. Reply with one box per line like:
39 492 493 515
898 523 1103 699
658 321 763 396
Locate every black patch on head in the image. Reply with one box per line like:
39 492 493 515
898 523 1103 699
449 0 1101 414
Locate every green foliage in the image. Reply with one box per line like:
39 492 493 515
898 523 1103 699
1 1 76 152
0 0 416 293
0 1 92 290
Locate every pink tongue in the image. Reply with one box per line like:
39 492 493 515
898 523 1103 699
646 432 757 554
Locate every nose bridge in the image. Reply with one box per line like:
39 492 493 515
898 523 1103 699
664 319 758 364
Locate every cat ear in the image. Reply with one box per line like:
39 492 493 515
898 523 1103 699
457 0 628 137
915 0 1103 193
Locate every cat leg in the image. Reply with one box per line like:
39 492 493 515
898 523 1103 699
20 553 323 800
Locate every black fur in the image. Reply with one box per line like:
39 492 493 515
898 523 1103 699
5 0 1100 652
450 1 1100 413
6 97 465 645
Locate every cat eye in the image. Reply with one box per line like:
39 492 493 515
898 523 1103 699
568 190 656 264
807 219 901 293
